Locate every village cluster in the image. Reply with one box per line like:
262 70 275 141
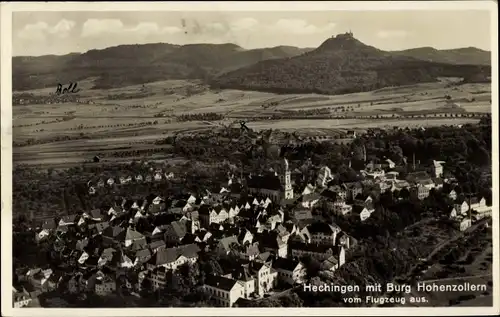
13 153 492 308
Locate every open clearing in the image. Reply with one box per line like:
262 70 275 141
13 78 491 167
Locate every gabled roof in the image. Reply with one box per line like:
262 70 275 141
289 241 343 254
321 255 339 269
218 235 239 253
95 222 109 233
257 251 272 262
41 219 57 230
342 182 363 190
102 226 125 238
125 227 144 240
307 221 340 235
149 244 200 266
469 197 479 205
204 274 240 291
166 220 188 239
246 173 282 191
60 214 77 223
272 258 301 272
148 240 166 250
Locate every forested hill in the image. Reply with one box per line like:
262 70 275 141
12 43 313 91
211 34 491 95
13 35 490 93
391 47 491 66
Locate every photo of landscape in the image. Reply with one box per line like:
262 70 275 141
8 7 495 310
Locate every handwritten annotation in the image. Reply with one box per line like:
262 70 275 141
56 82 80 95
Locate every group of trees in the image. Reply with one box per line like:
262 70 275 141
176 113 224 122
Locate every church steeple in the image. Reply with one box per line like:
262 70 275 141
281 158 294 200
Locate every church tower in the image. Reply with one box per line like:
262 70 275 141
281 158 294 200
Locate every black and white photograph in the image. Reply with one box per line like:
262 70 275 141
1 1 498 315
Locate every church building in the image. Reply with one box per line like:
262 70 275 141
246 158 294 202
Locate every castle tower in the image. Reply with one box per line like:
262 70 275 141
281 158 294 200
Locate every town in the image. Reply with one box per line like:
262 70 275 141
12 118 493 308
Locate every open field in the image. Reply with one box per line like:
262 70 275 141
13 78 491 167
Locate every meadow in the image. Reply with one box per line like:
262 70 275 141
13 78 491 167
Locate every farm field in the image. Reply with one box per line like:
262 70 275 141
13 78 491 167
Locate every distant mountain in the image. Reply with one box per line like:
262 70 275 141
12 43 313 91
392 47 491 66
212 33 491 95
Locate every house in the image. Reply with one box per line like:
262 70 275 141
432 160 445 178
271 258 307 285
290 242 345 263
230 264 256 299
385 159 396 169
470 197 487 210
411 184 430 200
237 229 254 245
163 220 189 243
385 171 399 180
335 231 353 249
131 249 152 267
331 200 353 216
58 215 77 227
146 239 165 253
146 267 169 290
135 175 144 182
154 173 163 181
98 248 117 267
307 222 342 246
237 243 261 261
257 231 288 258
249 261 278 297
406 171 432 185
321 255 342 272
36 219 57 242
13 287 32 308
448 206 459 219
101 226 125 245
97 179 105 187
146 244 200 271
95 275 116 296
454 216 472 232
216 236 240 257
353 204 375 221
195 230 213 243
448 189 458 200
302 183 316 196
107 178 115 186
327 185 347 201
119 252 135 268
203 275 245 307
316 166 334 188
454 200 470 216
88 186 96 195
353 194 374 207
275 224 292 244
290 208 313 223
342 182 363 201
301 192 321 209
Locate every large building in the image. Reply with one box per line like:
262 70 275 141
246 158 294 202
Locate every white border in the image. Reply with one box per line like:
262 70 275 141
1 1 498 316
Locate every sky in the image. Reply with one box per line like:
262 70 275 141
12 10 492 56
